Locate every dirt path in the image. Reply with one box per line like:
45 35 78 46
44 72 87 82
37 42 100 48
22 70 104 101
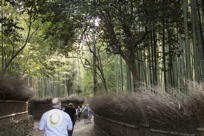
32 119 94 136
32 121 43 136
73 120 94 136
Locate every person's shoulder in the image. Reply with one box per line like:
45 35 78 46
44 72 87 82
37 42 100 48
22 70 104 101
62 111 72 120
41 109 52 119
61 110 69 116
46 109 62 115
46 109 56 113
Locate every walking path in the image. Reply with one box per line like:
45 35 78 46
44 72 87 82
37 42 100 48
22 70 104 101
73 120 94 136
32 119 94 136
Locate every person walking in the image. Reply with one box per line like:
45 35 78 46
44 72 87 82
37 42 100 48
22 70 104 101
64 103 77 136
76 106 82 120
82 104 88 119
88 107 93 123
39 98 73 136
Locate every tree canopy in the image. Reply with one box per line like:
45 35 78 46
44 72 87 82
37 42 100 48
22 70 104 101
0 0 204 97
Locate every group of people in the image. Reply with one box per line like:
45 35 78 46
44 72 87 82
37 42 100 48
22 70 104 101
80 104 94 123
38 98 93 136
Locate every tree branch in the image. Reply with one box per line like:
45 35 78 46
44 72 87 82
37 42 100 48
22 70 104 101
5 9 34 70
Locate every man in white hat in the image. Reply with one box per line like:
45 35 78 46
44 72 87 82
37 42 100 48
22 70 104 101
39 98 73 136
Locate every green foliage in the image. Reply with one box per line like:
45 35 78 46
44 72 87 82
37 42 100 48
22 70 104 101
1 0 204 96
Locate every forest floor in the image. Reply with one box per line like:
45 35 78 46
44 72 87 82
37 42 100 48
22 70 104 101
32 119 94 136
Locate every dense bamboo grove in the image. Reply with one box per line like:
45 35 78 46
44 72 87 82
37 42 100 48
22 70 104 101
112 0 204 93
0 0 204 97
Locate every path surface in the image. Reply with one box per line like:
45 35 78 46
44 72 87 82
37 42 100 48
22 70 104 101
32 119 94 136
73 120 94 136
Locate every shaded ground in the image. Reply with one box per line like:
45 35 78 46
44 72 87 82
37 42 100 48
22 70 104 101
32 121 43 136
32 119 94 136
73 120 94 136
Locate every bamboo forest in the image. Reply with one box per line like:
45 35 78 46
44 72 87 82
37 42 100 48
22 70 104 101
1 0 204 136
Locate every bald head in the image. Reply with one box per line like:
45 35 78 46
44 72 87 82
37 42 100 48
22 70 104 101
52 98 61 109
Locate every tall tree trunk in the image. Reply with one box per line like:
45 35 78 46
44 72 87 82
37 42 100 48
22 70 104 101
197 2 204 59
183 0 192 80
201 0 204 19
96 50 108 93
191 0 200 80
162 20 167 89
167 29 174 87
192 0 204 59
122 51 139 91
153 28 158 85
120 56 124 91
93 44 97 95
149 30 153 85
1 0 5 71
126 65 132 92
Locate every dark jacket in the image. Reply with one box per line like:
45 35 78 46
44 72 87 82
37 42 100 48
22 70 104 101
64 106 76 124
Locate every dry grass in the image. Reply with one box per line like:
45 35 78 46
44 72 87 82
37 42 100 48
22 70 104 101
61 95 85 105
90 82 204 133
0 73 34 101
184 81 204 126
30 97 52 103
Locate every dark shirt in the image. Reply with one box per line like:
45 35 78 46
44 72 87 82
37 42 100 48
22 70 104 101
64 106 76 123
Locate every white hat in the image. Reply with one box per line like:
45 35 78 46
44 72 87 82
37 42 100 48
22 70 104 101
47 110 62 127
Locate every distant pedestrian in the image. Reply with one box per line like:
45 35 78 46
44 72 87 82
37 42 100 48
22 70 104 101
82 104 89 119
39 98 73 136
76 106 82 120
88 107 93 123
64 103 77 136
